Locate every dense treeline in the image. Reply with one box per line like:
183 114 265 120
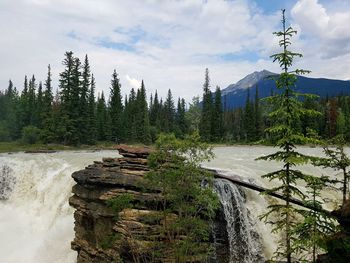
1 51 349 145
220 91 350 143
0 52 189 145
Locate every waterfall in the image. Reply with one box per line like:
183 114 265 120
214 178 265 263
0 151 116 263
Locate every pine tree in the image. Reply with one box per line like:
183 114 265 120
315 135 350 205
79 55 91 143
294 176 336 263
175 98 187 138
96 92 111 141
28 75 37 126
211 86 223 142
42 65 54 143
59 51 75 144
257 10 321 262
87 74 97 144
109 69 124 143
254 85 263 140
244 88 255 141
199 68 212 141
186 96 201 134
36 81 44 128
163 89 175 133
124 88 137 141
135 80 151 144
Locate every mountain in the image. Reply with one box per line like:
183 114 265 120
222 70 350 110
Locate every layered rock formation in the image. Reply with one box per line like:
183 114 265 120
69 145 229 263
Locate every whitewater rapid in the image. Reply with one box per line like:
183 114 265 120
0 147 343 262
0 150 117 263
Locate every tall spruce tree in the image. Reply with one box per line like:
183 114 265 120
79 55 91 143
109 69 124 143
244 88 255 141
211 86 223 142
87 74 97 143
254 86 263 140
59 51 75 144
257 10 321 263
199 68 212 141
175 98 187 138
163 89 175 133
41 65 54 142
135 80 151 144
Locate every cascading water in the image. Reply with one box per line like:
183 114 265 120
0 146 341 263
214 178 265 263
0 150 117 263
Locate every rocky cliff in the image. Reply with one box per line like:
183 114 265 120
69 145 229 263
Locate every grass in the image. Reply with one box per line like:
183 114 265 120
0 141 117 153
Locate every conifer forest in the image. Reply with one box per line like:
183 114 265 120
1 51 350 145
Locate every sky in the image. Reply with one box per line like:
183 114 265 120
1 0 350 102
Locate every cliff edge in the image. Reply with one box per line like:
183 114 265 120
69 145 229 263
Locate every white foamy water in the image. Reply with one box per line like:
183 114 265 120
205 146 344 259
0 150 118 263
0 147 344 262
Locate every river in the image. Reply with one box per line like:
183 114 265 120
0 147 343 262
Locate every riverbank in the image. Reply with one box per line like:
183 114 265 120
0 141 117 153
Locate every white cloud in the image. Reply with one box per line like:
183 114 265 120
125 75 141 91
291 0 350 59
0 0 349 101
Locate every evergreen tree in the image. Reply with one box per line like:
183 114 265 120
135 80 151 144
257 10 321 262
315 135 350 205
186 96 201 134
294 176 336 263
96 92 111 141
124 88 137 141
254 86 263 140
163 89 175 133
199 68 212 141
211 86 223 142
41 65 54 143
69 57 82 144
175 98 187 138
59 51 75 144
79 55 91 143
87 74 97 144
36 81 44 128
28 75 37 126
109 69 124 143
244 88 255 141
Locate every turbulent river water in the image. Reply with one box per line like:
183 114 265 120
0 146 343 263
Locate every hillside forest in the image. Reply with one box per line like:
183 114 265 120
0 51 349 145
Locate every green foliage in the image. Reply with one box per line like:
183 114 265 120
100 233 121 250
199 68 213 142
21 125 42 144
293 176 337 262
144 133 219 261
107 194 134 217
257 10 322 263
109 69 124 142
0 121 10 142
314 135 350 205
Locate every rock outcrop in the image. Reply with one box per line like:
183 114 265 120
69 145 229 263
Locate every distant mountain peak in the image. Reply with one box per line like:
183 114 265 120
223 70 276 95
